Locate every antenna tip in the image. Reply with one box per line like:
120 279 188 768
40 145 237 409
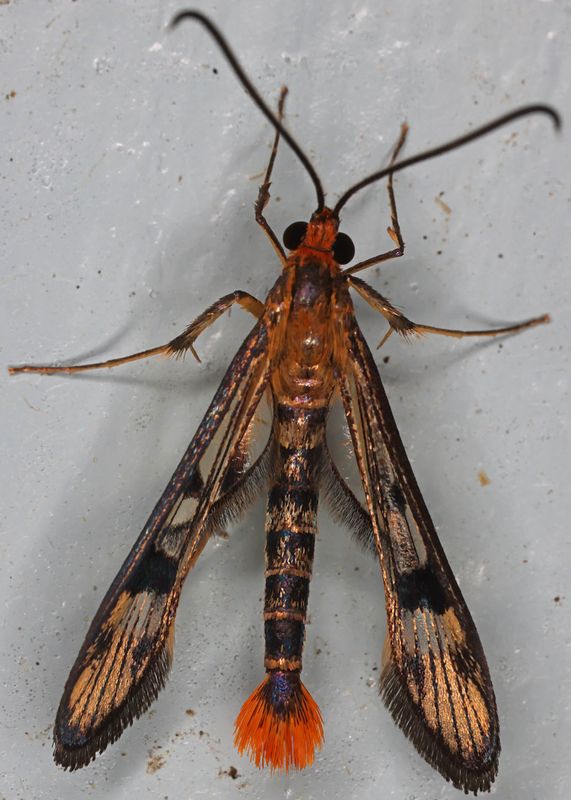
530 104 562 132
168 9 202 32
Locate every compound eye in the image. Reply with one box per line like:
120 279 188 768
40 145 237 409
283 221 308 251
332 232 355 264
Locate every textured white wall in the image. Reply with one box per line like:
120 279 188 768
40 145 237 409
2 2 569 799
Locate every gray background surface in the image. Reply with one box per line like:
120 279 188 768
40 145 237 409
1 2 570 799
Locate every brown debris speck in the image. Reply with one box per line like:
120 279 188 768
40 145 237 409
434 192 452 216
478 470 491 487
146 748 166 774
219 765 240 779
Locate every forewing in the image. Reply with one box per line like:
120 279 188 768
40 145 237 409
54 320 271 769
337 320 499 794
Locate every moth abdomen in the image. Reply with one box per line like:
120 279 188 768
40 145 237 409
235 402 325 769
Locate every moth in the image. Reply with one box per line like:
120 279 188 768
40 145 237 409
10 10 560 795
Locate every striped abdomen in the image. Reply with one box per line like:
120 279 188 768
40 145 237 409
264 402 323 673
234 402 325 770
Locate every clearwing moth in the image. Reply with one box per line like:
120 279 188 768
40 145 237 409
9 9 560 795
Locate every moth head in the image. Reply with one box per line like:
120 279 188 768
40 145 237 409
282 209 355 265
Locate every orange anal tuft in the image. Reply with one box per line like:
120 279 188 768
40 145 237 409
234 675 323 771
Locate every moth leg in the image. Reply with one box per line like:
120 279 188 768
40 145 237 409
403 314 551 340
343 123 409 276
255 86 288 265
349 274 550 349
166 291 264 362
9 290 264 375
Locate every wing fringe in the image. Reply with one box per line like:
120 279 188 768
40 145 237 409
205 433 275 538
380 638 499 795
322 448 375 554
54 632 173 770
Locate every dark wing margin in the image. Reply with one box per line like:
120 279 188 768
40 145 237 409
54 320 271 770
336 319 499 794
